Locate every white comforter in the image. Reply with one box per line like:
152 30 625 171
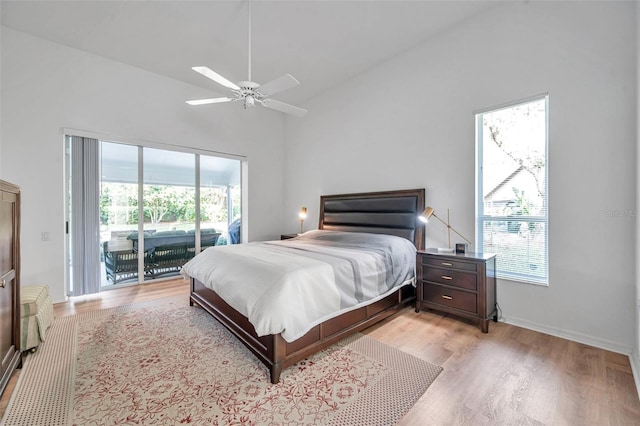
181 230 416 342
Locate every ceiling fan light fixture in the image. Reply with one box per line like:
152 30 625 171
244 95 255 108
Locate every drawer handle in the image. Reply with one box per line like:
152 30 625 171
442 295 453 300
441 262 453 266
0 279 5 288
441 275 453 280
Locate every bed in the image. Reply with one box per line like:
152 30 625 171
184 188 425 383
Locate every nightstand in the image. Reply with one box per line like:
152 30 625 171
280 234 299 240
416 249 497 333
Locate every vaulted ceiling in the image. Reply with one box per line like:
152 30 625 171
1 0 499 106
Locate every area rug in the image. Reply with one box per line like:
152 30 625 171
1 296 442 425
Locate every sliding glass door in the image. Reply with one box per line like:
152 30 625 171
140 148 196 282
200 155 242 245
99 142 139 286
67 136 243 294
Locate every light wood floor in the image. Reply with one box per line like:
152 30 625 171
3 279 639 425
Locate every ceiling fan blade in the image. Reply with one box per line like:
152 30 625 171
192 66 240 91
257 74 300 97
261 99 307 117
186 97 235 106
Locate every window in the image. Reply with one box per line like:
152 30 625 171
476 95 549 285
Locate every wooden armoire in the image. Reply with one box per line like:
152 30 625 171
0 180 21 397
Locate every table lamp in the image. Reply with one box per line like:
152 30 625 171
299 207 307 234
419 207 472 252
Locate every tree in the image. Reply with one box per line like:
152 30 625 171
143 185 196 224
484 99 546 202
99 186 111 225
200 187 229 224
99 183 138 226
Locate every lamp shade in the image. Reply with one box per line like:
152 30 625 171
299 207 307 220
419 207 434 223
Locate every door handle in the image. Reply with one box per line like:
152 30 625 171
0 279 6 288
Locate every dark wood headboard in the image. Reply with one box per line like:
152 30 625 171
318 188 425 250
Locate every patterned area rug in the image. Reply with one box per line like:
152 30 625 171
1 297 442 425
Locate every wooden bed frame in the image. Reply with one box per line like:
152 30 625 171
189 188 425 383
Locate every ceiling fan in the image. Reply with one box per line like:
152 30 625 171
186 0 307 117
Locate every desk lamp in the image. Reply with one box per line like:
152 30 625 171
419 207 472 252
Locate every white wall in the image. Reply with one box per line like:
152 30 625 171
284 1 636 353
1 27 286 303
634 0 640 394
0 3 3 179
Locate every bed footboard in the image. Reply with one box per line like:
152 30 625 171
190 278 414 384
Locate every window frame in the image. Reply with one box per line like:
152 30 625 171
475 94 549 285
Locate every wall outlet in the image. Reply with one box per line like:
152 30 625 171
41 232 49 241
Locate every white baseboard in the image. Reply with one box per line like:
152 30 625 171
501 315 633 355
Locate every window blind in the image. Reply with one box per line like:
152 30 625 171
69 135 102 295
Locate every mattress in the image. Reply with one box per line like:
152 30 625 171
181 230 416 342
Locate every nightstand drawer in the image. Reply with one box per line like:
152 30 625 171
422 267 477 291
422 285 477 314
420 256 477 272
